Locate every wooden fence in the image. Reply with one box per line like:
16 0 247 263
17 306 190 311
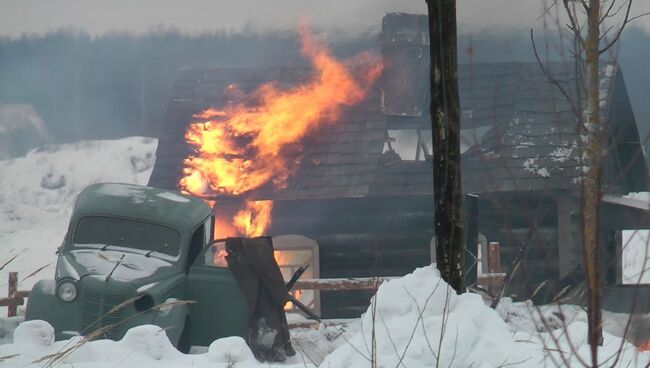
0 272 30 317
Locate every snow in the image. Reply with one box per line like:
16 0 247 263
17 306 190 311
0 317 22 345
621 230 650 284
625 192 650 202
12 320 54 346
39 279 55 295
550 143 576 163
70 250 172 281
322 265 648 367
322 265 535 367
0 321 315 368
523 157 551 178
208 336 256 363
156 192 191 203
0 265 648 367
0 137 157 301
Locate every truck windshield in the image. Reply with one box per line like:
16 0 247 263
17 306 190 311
73 216 182 258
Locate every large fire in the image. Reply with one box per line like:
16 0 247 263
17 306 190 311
233 200 273 237
179 25 382 237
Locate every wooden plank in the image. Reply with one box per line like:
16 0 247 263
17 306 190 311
288 318 356 329
0 297 23 308
293 277 395 291
477 273 506 296
487 242 502 273
15 290 30 298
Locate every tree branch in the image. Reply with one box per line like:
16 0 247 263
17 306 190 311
563 0 586 47
530 29 581 118
599 0 634 54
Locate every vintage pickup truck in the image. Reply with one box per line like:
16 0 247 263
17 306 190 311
24 183 249 352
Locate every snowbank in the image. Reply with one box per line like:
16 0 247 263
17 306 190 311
0 316 22 344
0 137 157 297
322 265 534 367
0 265 648 366
323 265 650 367
0 321 313 368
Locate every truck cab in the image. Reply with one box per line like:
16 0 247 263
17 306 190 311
25 183 249 352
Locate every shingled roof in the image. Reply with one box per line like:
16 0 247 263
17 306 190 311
148 61 647 199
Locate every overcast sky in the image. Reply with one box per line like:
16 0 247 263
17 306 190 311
1 0 649 37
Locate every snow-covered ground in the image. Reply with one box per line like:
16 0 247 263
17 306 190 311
322 266 649 368
0 137 157 301
0 265 648 367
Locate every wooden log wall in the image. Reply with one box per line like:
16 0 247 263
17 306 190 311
477 193 562 302
270 195 434 317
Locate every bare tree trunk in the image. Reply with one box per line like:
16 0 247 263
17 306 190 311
582 0 604 357
426 0 465 294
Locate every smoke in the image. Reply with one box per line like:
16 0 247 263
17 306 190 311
0 28 374 144
0 25 648 154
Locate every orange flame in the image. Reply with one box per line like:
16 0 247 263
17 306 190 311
234 200 273 237
179 25 382 237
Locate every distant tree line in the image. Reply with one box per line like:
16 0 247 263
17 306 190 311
0 27 647 146
0 28 374 142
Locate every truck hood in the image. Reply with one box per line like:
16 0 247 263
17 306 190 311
57 249 177 286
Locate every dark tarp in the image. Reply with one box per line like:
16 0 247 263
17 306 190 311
225 236 294 362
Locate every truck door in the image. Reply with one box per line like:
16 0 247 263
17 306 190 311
186 235 249 346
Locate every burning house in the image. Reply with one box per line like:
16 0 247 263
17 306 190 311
149 14 649 317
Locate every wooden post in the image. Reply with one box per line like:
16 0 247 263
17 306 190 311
8 272 17 317
487 242 502 274
475 242 505 297
426 0 465 294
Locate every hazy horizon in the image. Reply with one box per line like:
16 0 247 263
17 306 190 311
1 0 649 38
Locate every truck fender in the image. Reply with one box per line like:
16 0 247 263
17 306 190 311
24 280 57 323
152 299 189 347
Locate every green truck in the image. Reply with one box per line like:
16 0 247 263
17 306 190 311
24 183 250 352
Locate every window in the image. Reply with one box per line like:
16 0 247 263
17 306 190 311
273 234 320 315
204 216 214 245
73 216 181 258
381 127 491 164
459 126 491 153
187 224 206 270
203 240 228 268
382 129 432 162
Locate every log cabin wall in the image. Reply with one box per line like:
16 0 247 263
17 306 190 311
477 192 561 301
270 196 434 317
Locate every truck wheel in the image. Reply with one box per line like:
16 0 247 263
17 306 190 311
177 317 191 354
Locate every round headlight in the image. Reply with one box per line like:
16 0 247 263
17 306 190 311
57 281 78 302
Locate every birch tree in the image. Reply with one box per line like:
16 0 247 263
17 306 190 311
535 0 647 363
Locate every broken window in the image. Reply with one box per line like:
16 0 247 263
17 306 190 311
382 129 432 163
203 239 228 268
273 234 320 315
460 126 491 153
